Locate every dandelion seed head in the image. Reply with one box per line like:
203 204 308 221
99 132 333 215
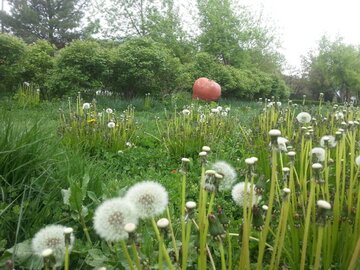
277 137 289 152
262 205 268 211
32 224 74 265
283 188 291 194
82 103 90 110
282 167 290 172
231 182 260 208
287 151 296 157
199 151 207 157
41 248 53 257
93 198 138 242
182 109 190 116
106 108 113 114
335 111 344 120
311 147 326 162
212 161 237 191
181 158 190 163
320 135 337 148
107 121 115 128
355 155 360 166
126 181 168 219
296 112 311 123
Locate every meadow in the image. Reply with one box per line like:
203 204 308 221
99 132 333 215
0 89 359 270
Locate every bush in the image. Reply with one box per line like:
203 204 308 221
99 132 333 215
47 40 109 97
0 34 26 93
19 40 55 94
108 38 182 97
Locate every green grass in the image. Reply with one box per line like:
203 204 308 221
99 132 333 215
1 95 359 269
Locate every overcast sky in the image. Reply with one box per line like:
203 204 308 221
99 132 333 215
239 0 360 71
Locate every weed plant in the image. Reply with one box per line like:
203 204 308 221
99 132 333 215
13 82 40 108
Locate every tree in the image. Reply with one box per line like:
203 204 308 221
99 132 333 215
196 0 282 72
0 0 87 48
303 36 360 101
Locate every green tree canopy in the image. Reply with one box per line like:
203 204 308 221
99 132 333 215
0 0 87 48
303 36 360 101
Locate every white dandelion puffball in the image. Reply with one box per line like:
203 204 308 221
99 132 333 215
232 182 260 208
317 200 331 209
211 108 220 114
125 181 168 219
32 224 74 265
335 111 344 120
355 155 360 166
107 121 116 128
212 161 237 191
277 137 289 152
296 112 311 123
157 218 170 228
182 109 191 116
93 198 138 242
320 135 337 148
82 103 91 110
311 147 326 162
106 108 113 114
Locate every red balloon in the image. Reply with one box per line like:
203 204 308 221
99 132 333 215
192 77 221 101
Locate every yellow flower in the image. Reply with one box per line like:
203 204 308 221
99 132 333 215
87 119 96 123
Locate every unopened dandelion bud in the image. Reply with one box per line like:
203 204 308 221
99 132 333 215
320 92 324 97
282 188 291 200
312 163 323 184
157 218 169 229
180 157 190 174
64 227 73 246
269 129 281 145
335 131 343 141
316 200 332 225
208 214 225 239
42 248 56 269
124 223 137 234
202 146 211 152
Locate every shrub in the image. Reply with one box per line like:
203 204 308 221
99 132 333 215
108 38 182 97
47 40 109 97
0 34 26 93
19 40 55 94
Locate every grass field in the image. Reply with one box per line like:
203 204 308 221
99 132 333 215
1 93 359 269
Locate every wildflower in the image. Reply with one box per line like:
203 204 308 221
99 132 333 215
320 135 337 148
231 182 260 208
182 109 191 116
125 181 168 219
296 112 311 124
107 121 116 128
225 107 231 112
316 200 331 225
269 129 281 137
211 108 220 114
311 147 326 162
217 106 223 111
262 205 268 211
82 103 91 110
32 224 74 265
221 111 228 116
125 141 134 147
212 161 237 191
106 108 113 114
93 198 138 242
24 82 30 87
87 119 96 123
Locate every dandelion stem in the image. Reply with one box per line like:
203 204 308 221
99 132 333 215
313 225 324 270
166 207 178 262
131 243 142 270
219 239 226 270
151 218 174 270
227 232 232 270
348 235 360 270
64 244 69 270
120 240 135 270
